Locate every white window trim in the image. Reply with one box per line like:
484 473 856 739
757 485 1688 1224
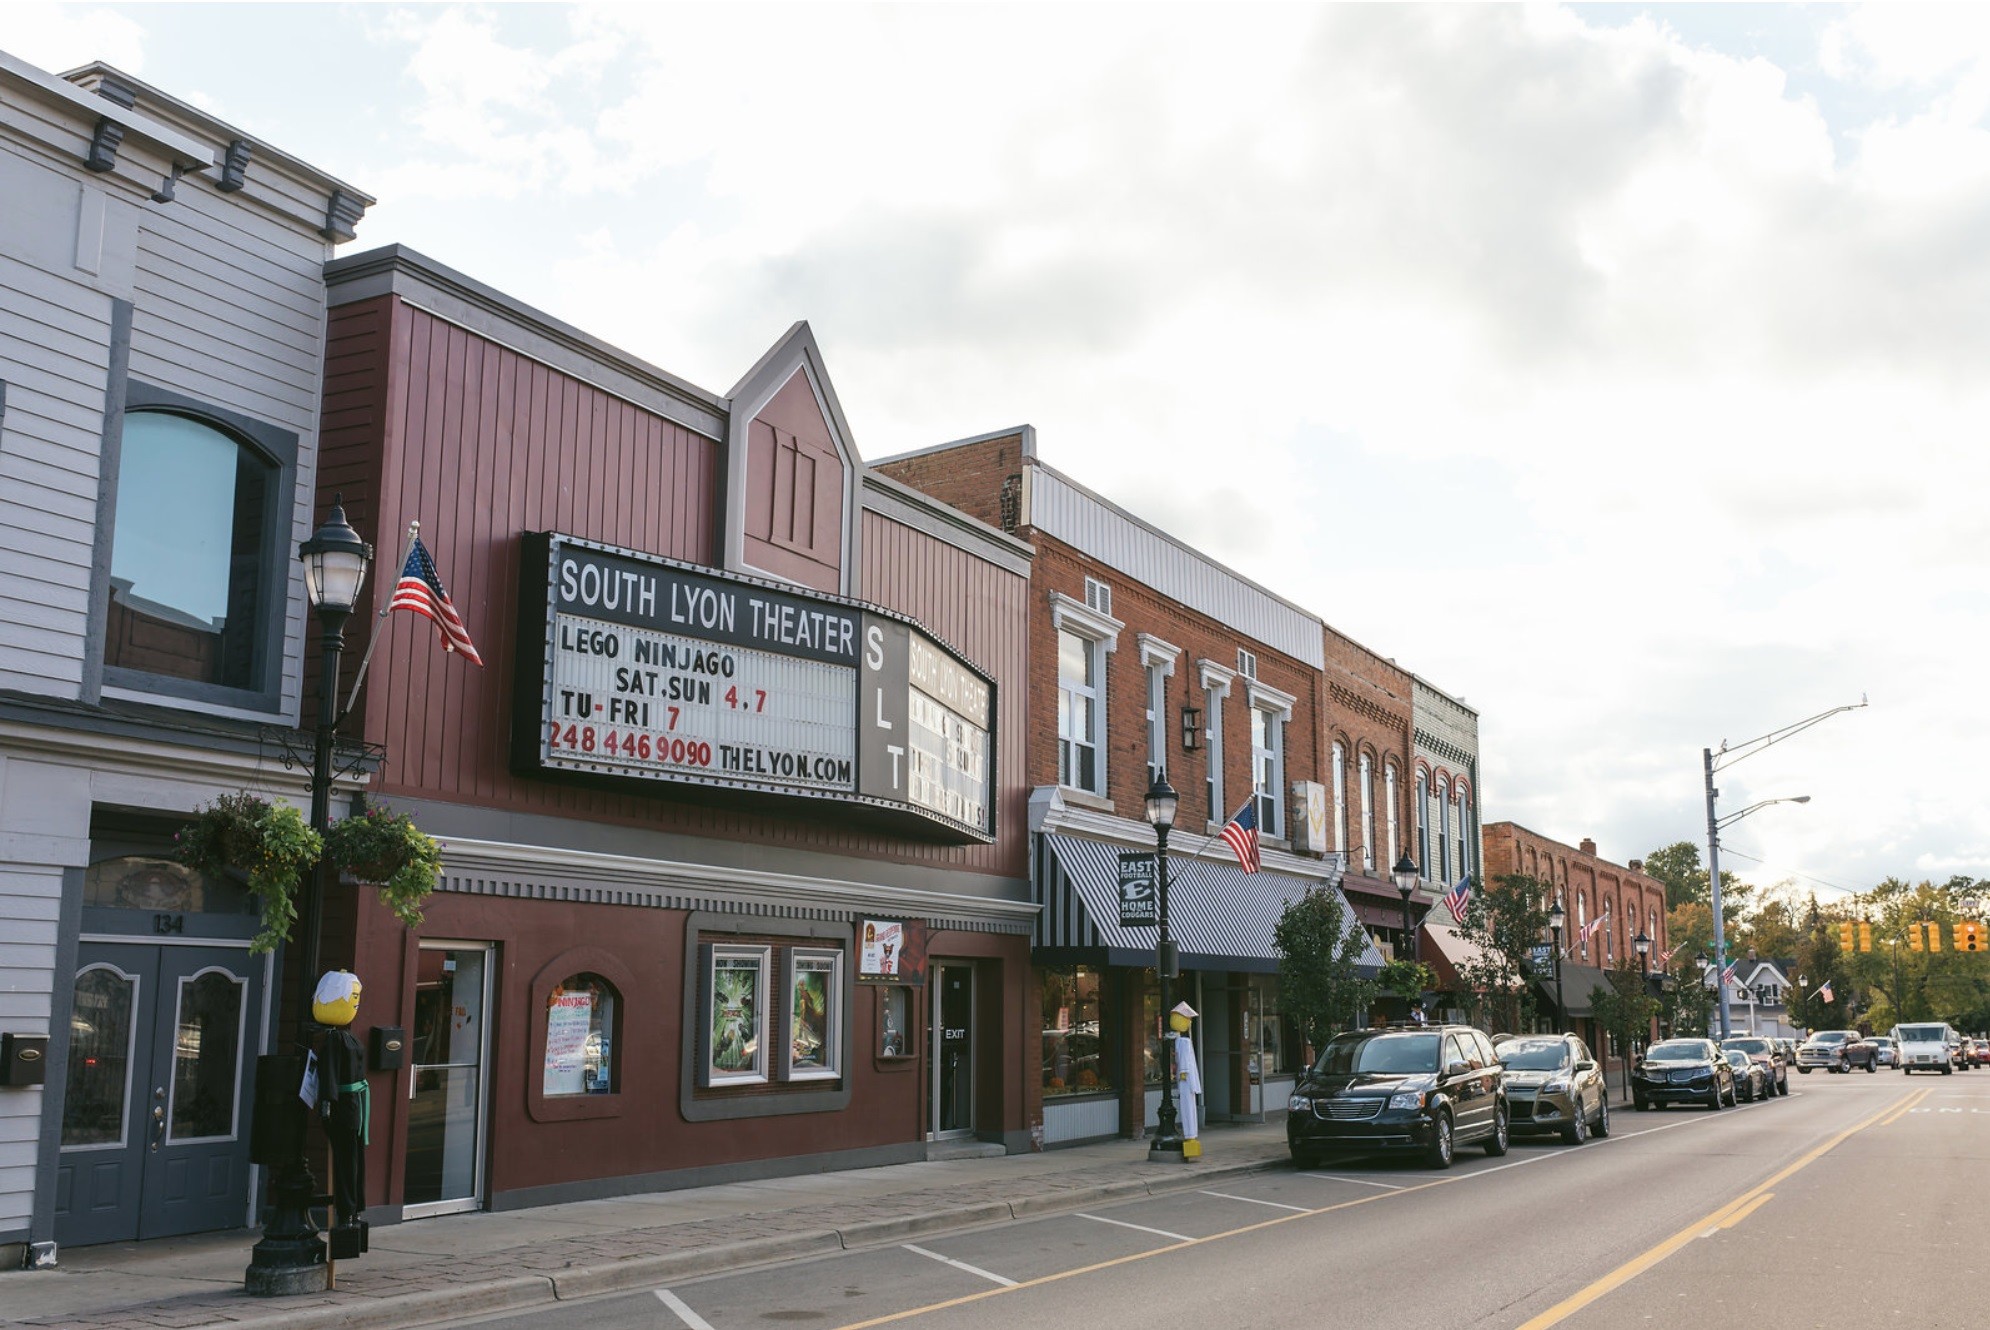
1198 660 1235 825
1384 762 1399 873
1331 743 1347 855
1244 678 1296 719
1436 780 1451 883
1138 634 1181 783
784 947 844 1082
1053 594 1120 797
1358 753 1375 873
1415 771 1430 881
1251 706 1284 838
707 944 771 1086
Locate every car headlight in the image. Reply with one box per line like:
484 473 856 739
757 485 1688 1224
1387 1075 1436 1111
1288 1095 1310 1113
1541 1080 1569 1095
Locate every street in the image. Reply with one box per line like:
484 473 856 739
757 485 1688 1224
438 1074 1983 1330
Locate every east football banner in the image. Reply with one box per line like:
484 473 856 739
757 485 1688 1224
1118 851 1159 928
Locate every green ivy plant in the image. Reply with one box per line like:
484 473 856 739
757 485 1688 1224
175 792 323 954
322 805 442 930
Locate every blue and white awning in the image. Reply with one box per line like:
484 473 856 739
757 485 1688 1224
1035 832 1386 975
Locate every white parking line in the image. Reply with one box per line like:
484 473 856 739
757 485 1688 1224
655 1288 716 1330
1076 1212 1195 1242
902 1243 1018 1286
1304 1174 1405 1191
1197 1189 1313 1212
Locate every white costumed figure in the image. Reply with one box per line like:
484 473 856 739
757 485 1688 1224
1170 1002 1203 1144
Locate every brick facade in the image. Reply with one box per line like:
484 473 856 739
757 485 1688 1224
1319 624 1416 934
1481 822 1667 966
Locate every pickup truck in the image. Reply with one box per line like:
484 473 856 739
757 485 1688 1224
1796 1029 1861 1073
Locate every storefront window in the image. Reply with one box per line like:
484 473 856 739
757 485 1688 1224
1041 965 1112 1097
1142 974 1163 1087
787 949 842 1080
704 946 769 1085
543 973 617 1096
880 986 911 1057
1245 977 1296 1077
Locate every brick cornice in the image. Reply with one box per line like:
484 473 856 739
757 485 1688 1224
1329 681 1406 732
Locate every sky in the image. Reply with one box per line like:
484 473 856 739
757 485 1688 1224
11 3 1987 908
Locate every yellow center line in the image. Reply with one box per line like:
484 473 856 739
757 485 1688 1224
1514 1086 1930 1330
1879 1088 1932 1127
1714 1191 1773 1231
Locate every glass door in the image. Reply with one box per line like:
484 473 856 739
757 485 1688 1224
56 941 259 1247
932 962 974 1137
403 943 491 1218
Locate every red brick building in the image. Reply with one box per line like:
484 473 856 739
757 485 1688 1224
878 429 1384 1145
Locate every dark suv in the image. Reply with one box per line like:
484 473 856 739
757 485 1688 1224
1287 1025 1508 1170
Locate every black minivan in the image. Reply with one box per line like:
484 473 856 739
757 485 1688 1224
1287 1025 1508 1170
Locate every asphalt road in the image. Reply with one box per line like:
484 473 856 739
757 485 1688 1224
440 1071 1978 1330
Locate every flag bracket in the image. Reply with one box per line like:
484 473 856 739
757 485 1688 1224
256 726 385 787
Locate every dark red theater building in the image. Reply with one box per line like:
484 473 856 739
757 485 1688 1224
313 246 1034 1220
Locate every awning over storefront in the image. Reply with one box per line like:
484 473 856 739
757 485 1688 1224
1035 832 1386 975
1418 920 1502 992
1537 963 1615 1018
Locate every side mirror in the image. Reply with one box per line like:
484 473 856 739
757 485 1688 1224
1575 1060 1597 1073
1445 1060 1472 1079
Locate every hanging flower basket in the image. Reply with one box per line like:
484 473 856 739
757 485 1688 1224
175 792 322 954
322 805 442 930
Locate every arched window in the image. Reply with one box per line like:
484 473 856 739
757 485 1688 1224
106 407 282 691
1436 779 1452 883
1331 743 1347 855
1358 752 1374 871
1577 894 1589 961
1414 770 1430 881
1384 761 1399 870
543 972 619 1096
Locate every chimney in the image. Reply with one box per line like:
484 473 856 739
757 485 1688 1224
1579 838 1597 857
1628 858 1643 872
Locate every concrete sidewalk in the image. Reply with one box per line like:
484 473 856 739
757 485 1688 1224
0 1121 1297 1330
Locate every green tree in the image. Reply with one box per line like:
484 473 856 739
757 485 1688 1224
1452 874 1550 1033
1589 959 1660 1093
1644 841 1751 913
1276 887 1380 1054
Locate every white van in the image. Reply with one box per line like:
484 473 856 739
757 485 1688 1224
1893 1022 1954 1074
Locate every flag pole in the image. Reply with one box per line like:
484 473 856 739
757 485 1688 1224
342 519 420 720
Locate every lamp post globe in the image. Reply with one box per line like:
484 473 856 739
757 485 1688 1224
245 499 372 1295
1547 898 1567 1035
1391 851 1419 967
1144 772 1184 1159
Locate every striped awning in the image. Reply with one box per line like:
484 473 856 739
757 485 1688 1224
1035 832 1386 975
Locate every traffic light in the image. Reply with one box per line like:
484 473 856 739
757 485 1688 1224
1839 921 1856 950
1910 923 1925 952
1928 921 1943 953
1859 921 1873 952
1957 921 1982 953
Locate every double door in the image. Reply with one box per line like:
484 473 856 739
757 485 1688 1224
56 940 261 1247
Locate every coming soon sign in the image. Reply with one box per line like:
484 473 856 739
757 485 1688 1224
513 533 994 841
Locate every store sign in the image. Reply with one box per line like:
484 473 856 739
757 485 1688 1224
514 534 994 840
858 918 929 985
1118 851 1159 928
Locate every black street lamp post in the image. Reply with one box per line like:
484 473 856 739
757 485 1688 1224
1548 899 1567 1034
1634 929 1653 1057
1392 851 1419 965
1144 773 1184 1159
245 498 372 1296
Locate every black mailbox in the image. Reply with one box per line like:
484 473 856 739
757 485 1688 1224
370 1025 407 1072
1 1033 48 1086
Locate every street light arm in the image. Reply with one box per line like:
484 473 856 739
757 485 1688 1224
1711 698 1867 773
1715 795 1811 832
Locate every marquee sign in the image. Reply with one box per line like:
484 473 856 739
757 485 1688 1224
513 533 994 840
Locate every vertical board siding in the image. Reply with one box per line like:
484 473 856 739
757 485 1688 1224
0 250 111 695
339 303 1024 879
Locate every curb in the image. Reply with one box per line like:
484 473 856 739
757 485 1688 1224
551 1230 846 1300
198 1275 557 1330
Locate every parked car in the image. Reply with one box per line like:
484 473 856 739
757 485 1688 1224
1633 1037 1736 1111
1724 1048 1771 1101
1774 1037 1801 1069
1497 1033 1610 1144
1867 1036 1897 1068
1796 1029 1861 1073
1972 1039 1990 1068
1287 1025 1508 1170
1951 1032 1973 1071
1722 1036 1789 1096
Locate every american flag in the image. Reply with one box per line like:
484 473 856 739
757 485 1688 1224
1720 961 1739 987
1580 915 1604 945
1818 980 1835 1003
1219 798 1261 874
1442 875 1472 924
390 537 484 666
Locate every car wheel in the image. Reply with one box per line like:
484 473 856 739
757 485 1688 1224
1634 1096 1651 1112
1778 1075 1791 1097
1799 1066 1811 1074
1485 1104 1510 1157
1944 1064 1953 1075
1426 1110 1455 1170
1707 1083 1723 1110
1594 1094 1611 1138
1867 1061 1877 1074
1290 1147 1319 1170
1562 1101 1588 1145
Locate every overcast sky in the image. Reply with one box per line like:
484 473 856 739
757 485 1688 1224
15 3 1986 906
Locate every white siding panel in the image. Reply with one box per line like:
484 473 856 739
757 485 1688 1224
1031 469 1325 667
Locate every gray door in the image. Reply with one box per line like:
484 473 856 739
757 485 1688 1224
56 941 258 1246
403 943 491 1218
933 963 974 1136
